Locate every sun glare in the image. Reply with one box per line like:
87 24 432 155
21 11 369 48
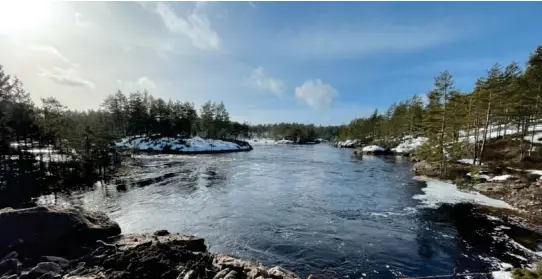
0 0 52 35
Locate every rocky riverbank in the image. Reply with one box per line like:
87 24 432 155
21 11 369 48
412 160 542 223
0 207 302 279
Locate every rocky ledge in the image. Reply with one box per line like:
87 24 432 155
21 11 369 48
0 207 302 279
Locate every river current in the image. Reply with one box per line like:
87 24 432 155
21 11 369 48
39 144 542 278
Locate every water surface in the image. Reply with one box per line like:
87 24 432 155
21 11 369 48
40 144 542 278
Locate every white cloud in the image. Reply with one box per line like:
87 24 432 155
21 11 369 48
295 79 337 109
40 67 95 89
152 2 220 51
28 46 70 64
136 76 156 89
75 12 92 28
118 76 157 91
248 66 285 96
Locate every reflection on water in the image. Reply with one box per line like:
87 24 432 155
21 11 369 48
38 145 542 278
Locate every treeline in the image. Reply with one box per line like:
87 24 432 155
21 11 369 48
0 65 124 207
339 44 542 170
100 90 250 140
249 123 341 143
0 64 249 207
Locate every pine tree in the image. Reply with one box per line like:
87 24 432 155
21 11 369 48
199 101 215 138
434 71 454 173
478 64 503 165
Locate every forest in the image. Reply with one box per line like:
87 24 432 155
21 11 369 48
249 123 341 143
0 65 249 207
338 44 542 170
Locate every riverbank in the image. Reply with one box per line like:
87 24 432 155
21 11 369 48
0 206 302 279
412 160 542 224
114 136 253 154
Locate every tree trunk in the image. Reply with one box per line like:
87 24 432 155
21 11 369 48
440 89 448 175
529 91 540 156
479 91 492 166
473 113 481 165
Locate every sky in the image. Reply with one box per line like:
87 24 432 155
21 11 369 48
0 1 541 125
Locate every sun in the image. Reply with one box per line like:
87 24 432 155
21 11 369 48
0 0 53 35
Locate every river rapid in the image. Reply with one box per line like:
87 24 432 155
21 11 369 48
39 144 542 279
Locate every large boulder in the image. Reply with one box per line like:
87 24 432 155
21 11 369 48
0 206 121 257
412 161 440 177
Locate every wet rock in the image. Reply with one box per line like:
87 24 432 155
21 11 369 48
212 269 231 279
27 262 62 278
0 206 121 257
36 272 62 279
267 266 300 279
1 252 17 261
213 255 270 279
223 270 238 279
40 257 69 270
0 258 21 276
178 270 195 279
153 230 170 237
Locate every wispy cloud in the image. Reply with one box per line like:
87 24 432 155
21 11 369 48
28 46 70 64
248 66 285 96
40 67 95 89
151 2 220 51
295 79 337 109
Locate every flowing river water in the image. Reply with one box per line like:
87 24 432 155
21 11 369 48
39 144 542 278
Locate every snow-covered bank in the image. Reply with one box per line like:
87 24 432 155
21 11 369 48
361 145 386 152
244 138 275 145
275 139 295 144
391 137 428 154
337 139 360 148
459 123 542 144
115 136 252 154
413 177 514 209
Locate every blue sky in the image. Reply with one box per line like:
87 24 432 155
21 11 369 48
0 1 541 125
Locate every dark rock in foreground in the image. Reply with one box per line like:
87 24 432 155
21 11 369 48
0 207 302 279
0 206 121 258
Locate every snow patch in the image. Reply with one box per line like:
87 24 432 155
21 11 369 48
361 145 386 152
524 132 542 144
245 138 275 145
457 158 483 165
115 136 251 152
337 139 359 148
392 137 428 154
489 175 514 182
413 178 514 209
275 139 294 144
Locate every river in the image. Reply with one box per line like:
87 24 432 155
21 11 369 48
38 144 542 279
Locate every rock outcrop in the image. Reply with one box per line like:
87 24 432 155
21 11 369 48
0 207 302 279
412 161 441 177
0 206 121 258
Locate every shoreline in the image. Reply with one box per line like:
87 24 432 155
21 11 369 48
0 206 303 279
412 161 542 228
